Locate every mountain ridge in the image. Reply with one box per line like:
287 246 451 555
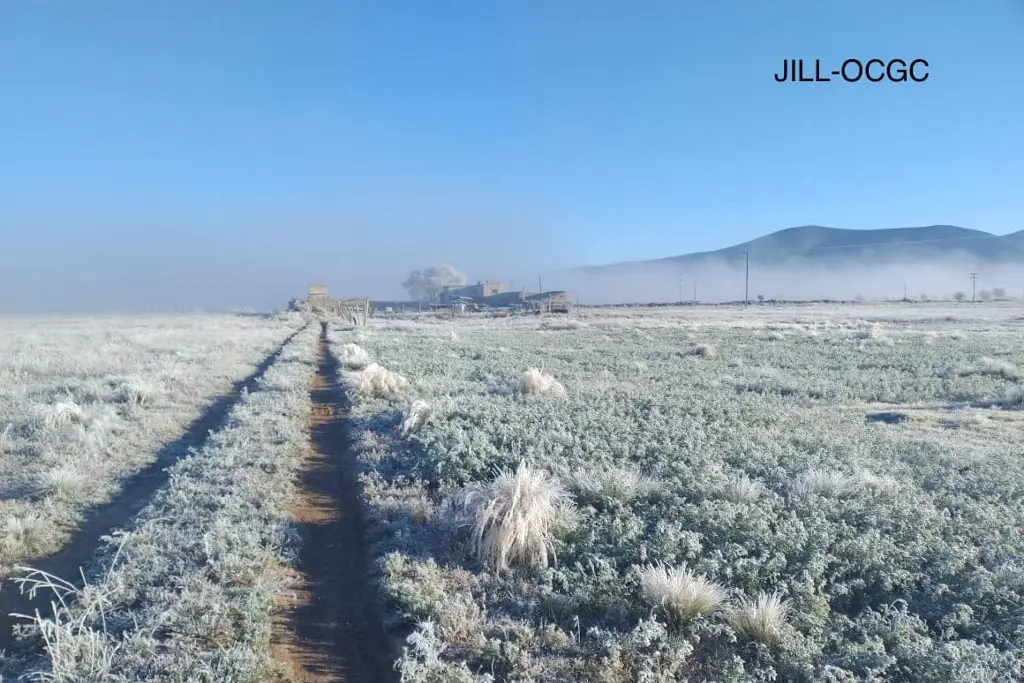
575 225 1024 273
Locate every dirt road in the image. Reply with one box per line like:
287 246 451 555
270 323 394 683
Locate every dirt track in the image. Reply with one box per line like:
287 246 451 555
270 323 394 683
0 327 303 655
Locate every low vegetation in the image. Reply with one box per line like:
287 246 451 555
335 304 1024 682
3 323 319 681
0 314 303 578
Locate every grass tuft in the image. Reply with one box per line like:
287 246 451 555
340 343 371 370
727 591 791 646
451 461 573 572
639 563 728 622
399 399 432 437
349 362 409 397
519 368 566 397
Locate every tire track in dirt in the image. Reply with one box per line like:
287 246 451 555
270 322 395 683
0 325 308 654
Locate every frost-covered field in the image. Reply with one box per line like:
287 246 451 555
335 303 1024 682
5 323 319 681
0 314 303 574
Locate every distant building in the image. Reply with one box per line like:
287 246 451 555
290 285 368 324
439 281 505 304
526 291 570 312
434 282 570 313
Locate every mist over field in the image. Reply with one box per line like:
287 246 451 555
545 259 1023 305
0 201 577 314
4 204 1020 315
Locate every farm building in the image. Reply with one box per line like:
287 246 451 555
435 283 570 313
306 285 330 310
290 285 369 324
439 280 506 304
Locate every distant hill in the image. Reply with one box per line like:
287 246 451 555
575 225 1024 273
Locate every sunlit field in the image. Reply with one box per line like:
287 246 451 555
335 302 1024 682
3 323 320 681
0 314 302 576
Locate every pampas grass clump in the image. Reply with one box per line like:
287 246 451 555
566 464 660 506
451 461 573 572
519 368 566 398
36 465 88 501
43 401 91 429
728 591 791 646
399 399 432 437
350 363 408 397
340 343 371 370
792 469 855 498
639 563 728 621
693 343 716 358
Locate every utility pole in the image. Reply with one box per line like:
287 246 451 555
744 251 750 307
678 275 684 304
970 272 978 301
538 276 543 294
903 282 907 301
693 280 697 303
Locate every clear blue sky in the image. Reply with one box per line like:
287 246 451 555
1 1 1021 311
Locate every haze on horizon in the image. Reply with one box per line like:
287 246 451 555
1 2 1022 314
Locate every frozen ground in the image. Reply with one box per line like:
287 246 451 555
336 302 1024 682
5 323 320 681
0 314 303 575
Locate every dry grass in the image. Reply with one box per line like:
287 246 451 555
639 563 728 621
539 318 587 331
451 461 573 572
399 399 432 437
519 368 566 397
792 469 856 499
42 401 92 430
36 464 89 501
349 362 409 397
2 512 48 556
724 475 764 504
727 591 791 646
692 343 716 358
565 464 660 506
959 357 1021 381
340 342 371 370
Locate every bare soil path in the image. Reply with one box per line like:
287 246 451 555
270 323 395 683
0 326 305 654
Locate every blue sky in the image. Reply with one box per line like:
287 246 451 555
1 1 1022 311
